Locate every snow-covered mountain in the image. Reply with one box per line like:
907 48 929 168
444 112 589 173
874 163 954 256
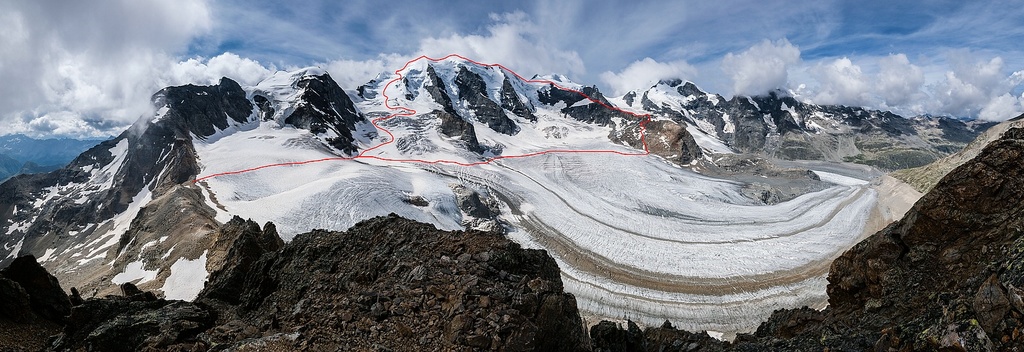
615 79 993 170
351 57 701 164
0 56 984 334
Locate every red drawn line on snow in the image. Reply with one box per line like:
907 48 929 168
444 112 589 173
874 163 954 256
194 54 652 183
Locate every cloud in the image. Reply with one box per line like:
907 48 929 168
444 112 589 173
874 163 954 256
932 55 1019 118
170 53 275 87
311 12 589 93
416 12 585 79
321 54 412 91
875 54 926 108
599 58 697 96
5 1 1024 139
721 39 801 96
0 0 213 138
978 93 1024 121
808 57 870 106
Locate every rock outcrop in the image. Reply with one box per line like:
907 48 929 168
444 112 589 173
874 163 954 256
455 66 521 135
197 214 588 351
632 80 993 169
891 113 1024 192
821 126 1024 350
13 214 589 351
282 73 368 154
0 255 70 351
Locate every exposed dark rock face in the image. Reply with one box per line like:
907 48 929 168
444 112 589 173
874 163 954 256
23 214 589 351
537 83 586 107
253 94 275 121
197 214 589 351
539 85 634 126
622 91 637 107
500 77 536 122
642 120 702 164
591 320 731 352
0 256 67 351
590 320 645 352
424 65 456 115
820 127 1024 350
152 77 253 139
356 79 378 99
0 255 70 324
202 216 284 305
0 277 33 323
0 78 249 270
52 293 216 351
455 66 520 135
638 80 992 170
436 109 485 154
284 73 368 154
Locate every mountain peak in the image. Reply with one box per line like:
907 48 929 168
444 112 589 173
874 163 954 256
251 68 369 154
150 77 252 139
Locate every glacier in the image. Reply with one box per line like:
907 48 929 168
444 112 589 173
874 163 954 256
184 57 910 334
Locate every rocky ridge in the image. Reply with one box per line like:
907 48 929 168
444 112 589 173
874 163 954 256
384 60 705 165
1 215 589 351
625 79 993 170
891 113 1024 192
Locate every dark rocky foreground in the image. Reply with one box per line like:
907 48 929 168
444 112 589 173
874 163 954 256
2 128 1024 351
1 215 589 351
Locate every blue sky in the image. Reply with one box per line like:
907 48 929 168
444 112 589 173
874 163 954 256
1 0 1023 137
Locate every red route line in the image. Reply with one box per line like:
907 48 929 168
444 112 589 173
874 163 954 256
194 54 652 183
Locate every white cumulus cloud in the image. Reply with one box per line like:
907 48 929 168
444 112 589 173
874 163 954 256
169 53 275 87
0 0 213 138
416 12 585 80
809 57 871 106
321 54 413 91
932 55 1019 119
978 93 1024 121
599 58 697 96
875 54 926 108
721 39 801 96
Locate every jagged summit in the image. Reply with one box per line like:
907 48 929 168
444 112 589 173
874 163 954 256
621 77 992 169
353 56 685 161
253 70 371 153
150 77 253 139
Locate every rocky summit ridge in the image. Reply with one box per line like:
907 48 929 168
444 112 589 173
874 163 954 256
2 215 590 351
625 79 992 170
